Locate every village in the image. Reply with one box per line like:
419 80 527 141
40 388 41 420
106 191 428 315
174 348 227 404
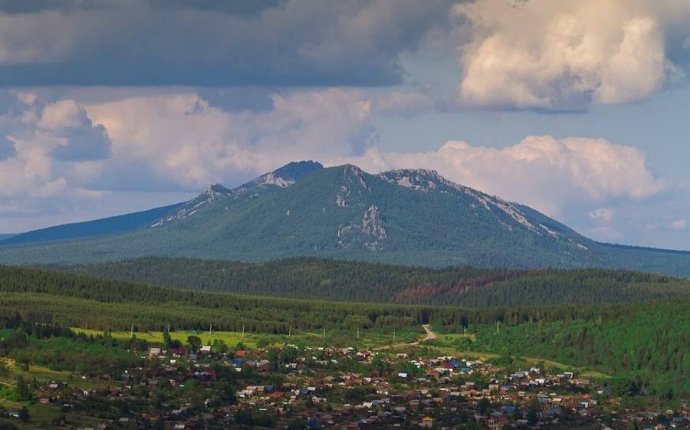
14 338 690 430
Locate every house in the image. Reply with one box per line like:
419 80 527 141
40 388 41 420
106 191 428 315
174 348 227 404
544 407 562 419
169 346 187 356
421 416 434 428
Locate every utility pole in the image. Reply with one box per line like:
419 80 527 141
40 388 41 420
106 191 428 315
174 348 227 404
496 320 500 334
242 324 245 336
209 324 212 337
130 324 134 339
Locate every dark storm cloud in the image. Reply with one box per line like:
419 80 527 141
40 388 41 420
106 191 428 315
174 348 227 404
0 0 458 87
146 0 288 16
0 0 106 14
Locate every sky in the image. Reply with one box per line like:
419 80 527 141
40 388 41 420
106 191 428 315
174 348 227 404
0 0 689 250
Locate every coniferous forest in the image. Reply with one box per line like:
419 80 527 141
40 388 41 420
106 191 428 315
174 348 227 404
49 257 690 306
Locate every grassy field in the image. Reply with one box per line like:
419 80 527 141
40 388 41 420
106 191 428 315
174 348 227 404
74 327 263 348
0 358 109 391
72 326 422 350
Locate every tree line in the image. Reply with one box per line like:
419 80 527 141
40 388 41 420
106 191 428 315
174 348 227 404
46 257 689 307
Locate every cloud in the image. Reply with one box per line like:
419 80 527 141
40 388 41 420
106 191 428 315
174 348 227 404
0 92 111 199
588 208 615 222
39 99 89 129
0 0 456 86
670 219 688 230
37 100 111 161
454 0 690 110
0 0 287 16
336 135 663 217
368 90 435 116
0 0 106 14
83 89 382 189
644 217 689 232
146 0 288 16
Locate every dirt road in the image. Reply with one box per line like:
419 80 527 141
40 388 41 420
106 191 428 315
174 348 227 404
374 324 437 351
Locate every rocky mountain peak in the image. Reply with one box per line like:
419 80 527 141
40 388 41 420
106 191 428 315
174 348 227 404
204 183 232 199
378 169 446 192
251 160 324 188
342 164 370 190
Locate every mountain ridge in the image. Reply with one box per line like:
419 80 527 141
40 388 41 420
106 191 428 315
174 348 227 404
0 203 183 247
1 160 689 277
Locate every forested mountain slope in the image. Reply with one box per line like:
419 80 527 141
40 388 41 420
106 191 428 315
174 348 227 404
0 204 181 246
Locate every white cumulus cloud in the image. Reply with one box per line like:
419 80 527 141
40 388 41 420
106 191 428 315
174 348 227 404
0 93 111 199
454 0 690 109
83 89 379 189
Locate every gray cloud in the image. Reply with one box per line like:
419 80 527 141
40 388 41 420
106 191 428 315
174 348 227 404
51 123 110 161
146 0 288 16
0 0 107 14
0 0 457 87
0 135 15 159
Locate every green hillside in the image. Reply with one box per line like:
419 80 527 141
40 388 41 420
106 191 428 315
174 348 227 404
50 257 690 307
465 301 690 395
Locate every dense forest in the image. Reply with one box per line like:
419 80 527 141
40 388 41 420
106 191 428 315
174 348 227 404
467 300 690 396
51 257 690 307
0 264 645 334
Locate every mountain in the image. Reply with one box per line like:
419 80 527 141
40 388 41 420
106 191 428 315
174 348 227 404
1 160 690 276
0 203 182 247
0 161 323 246
153 160 323 227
